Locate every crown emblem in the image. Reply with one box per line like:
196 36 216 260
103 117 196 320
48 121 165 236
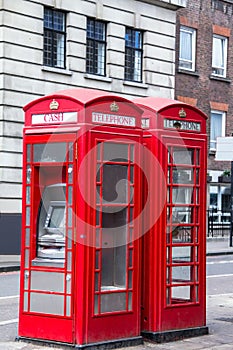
179 108 186 118
110 101 119 112
50 99 59 110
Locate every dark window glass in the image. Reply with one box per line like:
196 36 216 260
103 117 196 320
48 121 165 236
44 7 66 68
86 18 106 75
125 28 143 82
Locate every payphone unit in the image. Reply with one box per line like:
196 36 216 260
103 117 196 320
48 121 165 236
36 184 66 261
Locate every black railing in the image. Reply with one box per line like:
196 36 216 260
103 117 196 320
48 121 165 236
207 209 231 237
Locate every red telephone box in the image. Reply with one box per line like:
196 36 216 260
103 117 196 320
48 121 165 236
18 88 144 348
134 97 209 342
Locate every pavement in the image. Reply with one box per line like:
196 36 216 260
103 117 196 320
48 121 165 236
0 237 233 349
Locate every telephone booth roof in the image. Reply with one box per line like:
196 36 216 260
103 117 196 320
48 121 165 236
134 97 207 134
24 88 143 129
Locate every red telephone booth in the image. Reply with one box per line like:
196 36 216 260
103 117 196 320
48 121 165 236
18 88 144 348
134 97 209 342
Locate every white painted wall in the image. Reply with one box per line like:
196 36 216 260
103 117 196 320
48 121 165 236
0 0 185 213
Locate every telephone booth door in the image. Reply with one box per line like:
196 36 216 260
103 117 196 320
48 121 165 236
19 132 77 343
134 97 208 342
81 131 142 345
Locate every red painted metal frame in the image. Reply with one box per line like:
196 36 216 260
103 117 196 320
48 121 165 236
19 88 143 347
134 97 207 334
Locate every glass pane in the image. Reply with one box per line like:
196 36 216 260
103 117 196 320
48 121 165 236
26 166 32 184
23 292 28 312
67 251 72 271
27 145 31 162
68 143 73 162
54 33 65 68
102 164 128 204
68 186 73 205
128 292 132 311
25 228 30 247
94 295 99 314
33 143 67 162
66 296 71 317
172 168 193 184
26 207 30 226
101 293 126 313
172 265 192 283
44 8 53 29
128 270 133 289
24 249 30 268
171 286 191 302
96 229 100 247
172 187 193 204
68 165 73 184
172 148 194 165
68 207 72 227
26 186 31 204
95 251 100 269
172 226 192 243
95 272 99 291
103 142 128 162
101 243 127 289
54 11 65 31
172 246 192 262
96 210 100 226
172 207 192 224
101 209 127 289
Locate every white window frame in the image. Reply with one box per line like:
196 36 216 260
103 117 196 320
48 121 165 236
212 35 228 77
179 26 196 72
210 110 226 151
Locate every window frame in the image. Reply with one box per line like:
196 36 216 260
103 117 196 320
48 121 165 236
124 27 143 83
212 34 228 78
179 26 196 72
86 18 107 76
210 110 226 151
43 7 66 69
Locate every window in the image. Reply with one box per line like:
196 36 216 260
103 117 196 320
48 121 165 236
43 7 66 68
179 26 196 71
210 110 226 150
212 35 227 77
125 28 143 82
86 18 106 76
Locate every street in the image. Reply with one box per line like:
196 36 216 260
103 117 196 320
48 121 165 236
0 255 233 347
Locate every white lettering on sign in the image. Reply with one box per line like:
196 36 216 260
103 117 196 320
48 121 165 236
92 112 136 127
164 118 201 132
141 118 150 129
31 112 78 125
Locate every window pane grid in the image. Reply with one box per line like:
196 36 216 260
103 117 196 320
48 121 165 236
179 26 196 71
125 28 143 82
86 18 106 76
166 146 200 306
212 35 227 77
43 7 66 69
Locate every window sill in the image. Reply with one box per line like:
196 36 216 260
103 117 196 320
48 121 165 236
209 74 231 83
209 149 216 156
123 80 148 89
84 74 112 83
177 68 199 77
42 66 73 76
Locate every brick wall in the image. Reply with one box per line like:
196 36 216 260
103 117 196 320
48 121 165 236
175 0 233 172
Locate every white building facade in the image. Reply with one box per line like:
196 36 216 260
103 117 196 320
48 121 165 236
0 0 186 254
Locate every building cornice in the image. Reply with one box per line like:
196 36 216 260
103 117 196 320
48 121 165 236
136 0 187 10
